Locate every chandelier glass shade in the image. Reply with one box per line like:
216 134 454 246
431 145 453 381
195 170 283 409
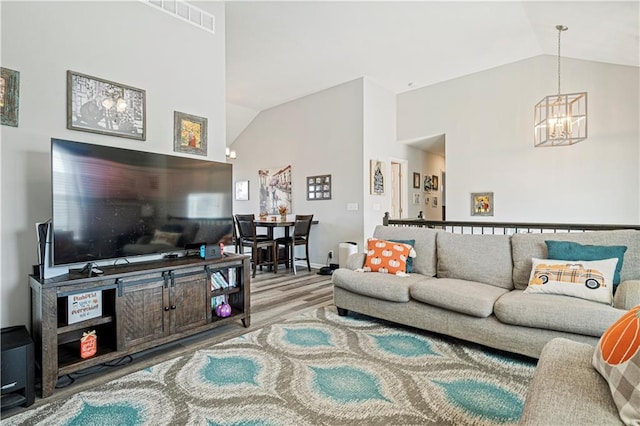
534 25 588 147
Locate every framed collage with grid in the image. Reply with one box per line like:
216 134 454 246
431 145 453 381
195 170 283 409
307 174 331 200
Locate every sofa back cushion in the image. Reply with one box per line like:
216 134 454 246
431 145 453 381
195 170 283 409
373 225 438 276
436 232 513 289
511 230 640 290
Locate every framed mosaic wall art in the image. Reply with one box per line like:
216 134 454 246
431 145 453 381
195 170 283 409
174 111 208 156
0 67 20 127
307 174 331 200
471 192 494 216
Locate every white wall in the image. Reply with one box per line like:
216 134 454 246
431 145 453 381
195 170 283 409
362 78 398 241
398 55 640 224
362 78 433 240
0 1 226 328
231 78 365 264
232 77 431 260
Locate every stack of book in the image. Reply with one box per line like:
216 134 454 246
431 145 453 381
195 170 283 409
211 294 228 308
210 269 237 291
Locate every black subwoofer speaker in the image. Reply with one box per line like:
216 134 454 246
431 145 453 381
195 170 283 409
1 326 35 410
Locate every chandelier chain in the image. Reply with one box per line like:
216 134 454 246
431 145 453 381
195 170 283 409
557 26 562 95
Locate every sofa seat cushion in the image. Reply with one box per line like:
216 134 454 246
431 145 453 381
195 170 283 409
331 268 431 303
410 278 510 318
494 290 626 337
436 232 513 289
373 225 438 277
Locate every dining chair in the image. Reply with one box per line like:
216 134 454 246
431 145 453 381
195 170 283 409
233 214 268 254
236 217 278 278
276 214 313 275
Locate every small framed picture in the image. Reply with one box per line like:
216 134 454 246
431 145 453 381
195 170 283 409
174 111 208 156
424 175 432 192
413 193 420 204
1 67 20 127
307 174 331 200
67 70 146 140
432 196 438 207
432 175 439 191
413 172 421 189
471 192 494 216
235 180 249 201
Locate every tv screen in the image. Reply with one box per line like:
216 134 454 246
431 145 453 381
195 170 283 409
51 138 233 266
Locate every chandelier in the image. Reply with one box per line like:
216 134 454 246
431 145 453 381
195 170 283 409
534 25 587 147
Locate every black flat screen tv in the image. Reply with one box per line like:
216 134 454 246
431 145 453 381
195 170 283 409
51 138 233 266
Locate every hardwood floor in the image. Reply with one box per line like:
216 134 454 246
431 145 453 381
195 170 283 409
3 267 333 417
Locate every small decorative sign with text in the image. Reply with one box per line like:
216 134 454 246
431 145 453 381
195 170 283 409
68 290 102 324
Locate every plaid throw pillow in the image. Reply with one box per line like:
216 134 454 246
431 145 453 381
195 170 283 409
592 305 640 425
524 257 617 305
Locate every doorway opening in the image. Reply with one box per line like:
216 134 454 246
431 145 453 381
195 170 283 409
390 160 407 219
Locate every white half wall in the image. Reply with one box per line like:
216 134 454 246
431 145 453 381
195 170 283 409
1 1 226 328
397 55 640 224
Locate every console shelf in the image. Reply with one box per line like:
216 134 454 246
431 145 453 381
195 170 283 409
30 254 251 398
57 316 114 335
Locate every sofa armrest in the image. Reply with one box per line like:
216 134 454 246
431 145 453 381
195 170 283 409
345 252 366 270
613 280 640 310
520 338 621 425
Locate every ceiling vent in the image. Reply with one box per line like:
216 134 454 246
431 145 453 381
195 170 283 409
140 0 215 34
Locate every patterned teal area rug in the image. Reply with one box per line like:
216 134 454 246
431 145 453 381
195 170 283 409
4 307 535 425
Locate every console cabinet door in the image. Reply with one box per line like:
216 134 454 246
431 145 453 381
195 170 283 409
169 268 209 335
117 273 168 350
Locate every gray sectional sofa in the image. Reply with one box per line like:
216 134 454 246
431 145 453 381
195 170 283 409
332 225 640 359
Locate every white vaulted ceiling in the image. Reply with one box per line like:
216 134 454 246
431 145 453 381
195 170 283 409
197 1 640 145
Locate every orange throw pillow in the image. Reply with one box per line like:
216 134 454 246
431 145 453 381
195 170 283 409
592 305 640 424
363 238 412 274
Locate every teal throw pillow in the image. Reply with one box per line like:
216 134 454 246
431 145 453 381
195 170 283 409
390 239 415 273
545 240 627 288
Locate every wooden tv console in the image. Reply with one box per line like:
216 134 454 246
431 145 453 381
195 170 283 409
29 253 250 398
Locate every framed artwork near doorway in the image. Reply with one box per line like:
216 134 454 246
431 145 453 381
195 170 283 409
432 175 439 191
413 172 421 188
